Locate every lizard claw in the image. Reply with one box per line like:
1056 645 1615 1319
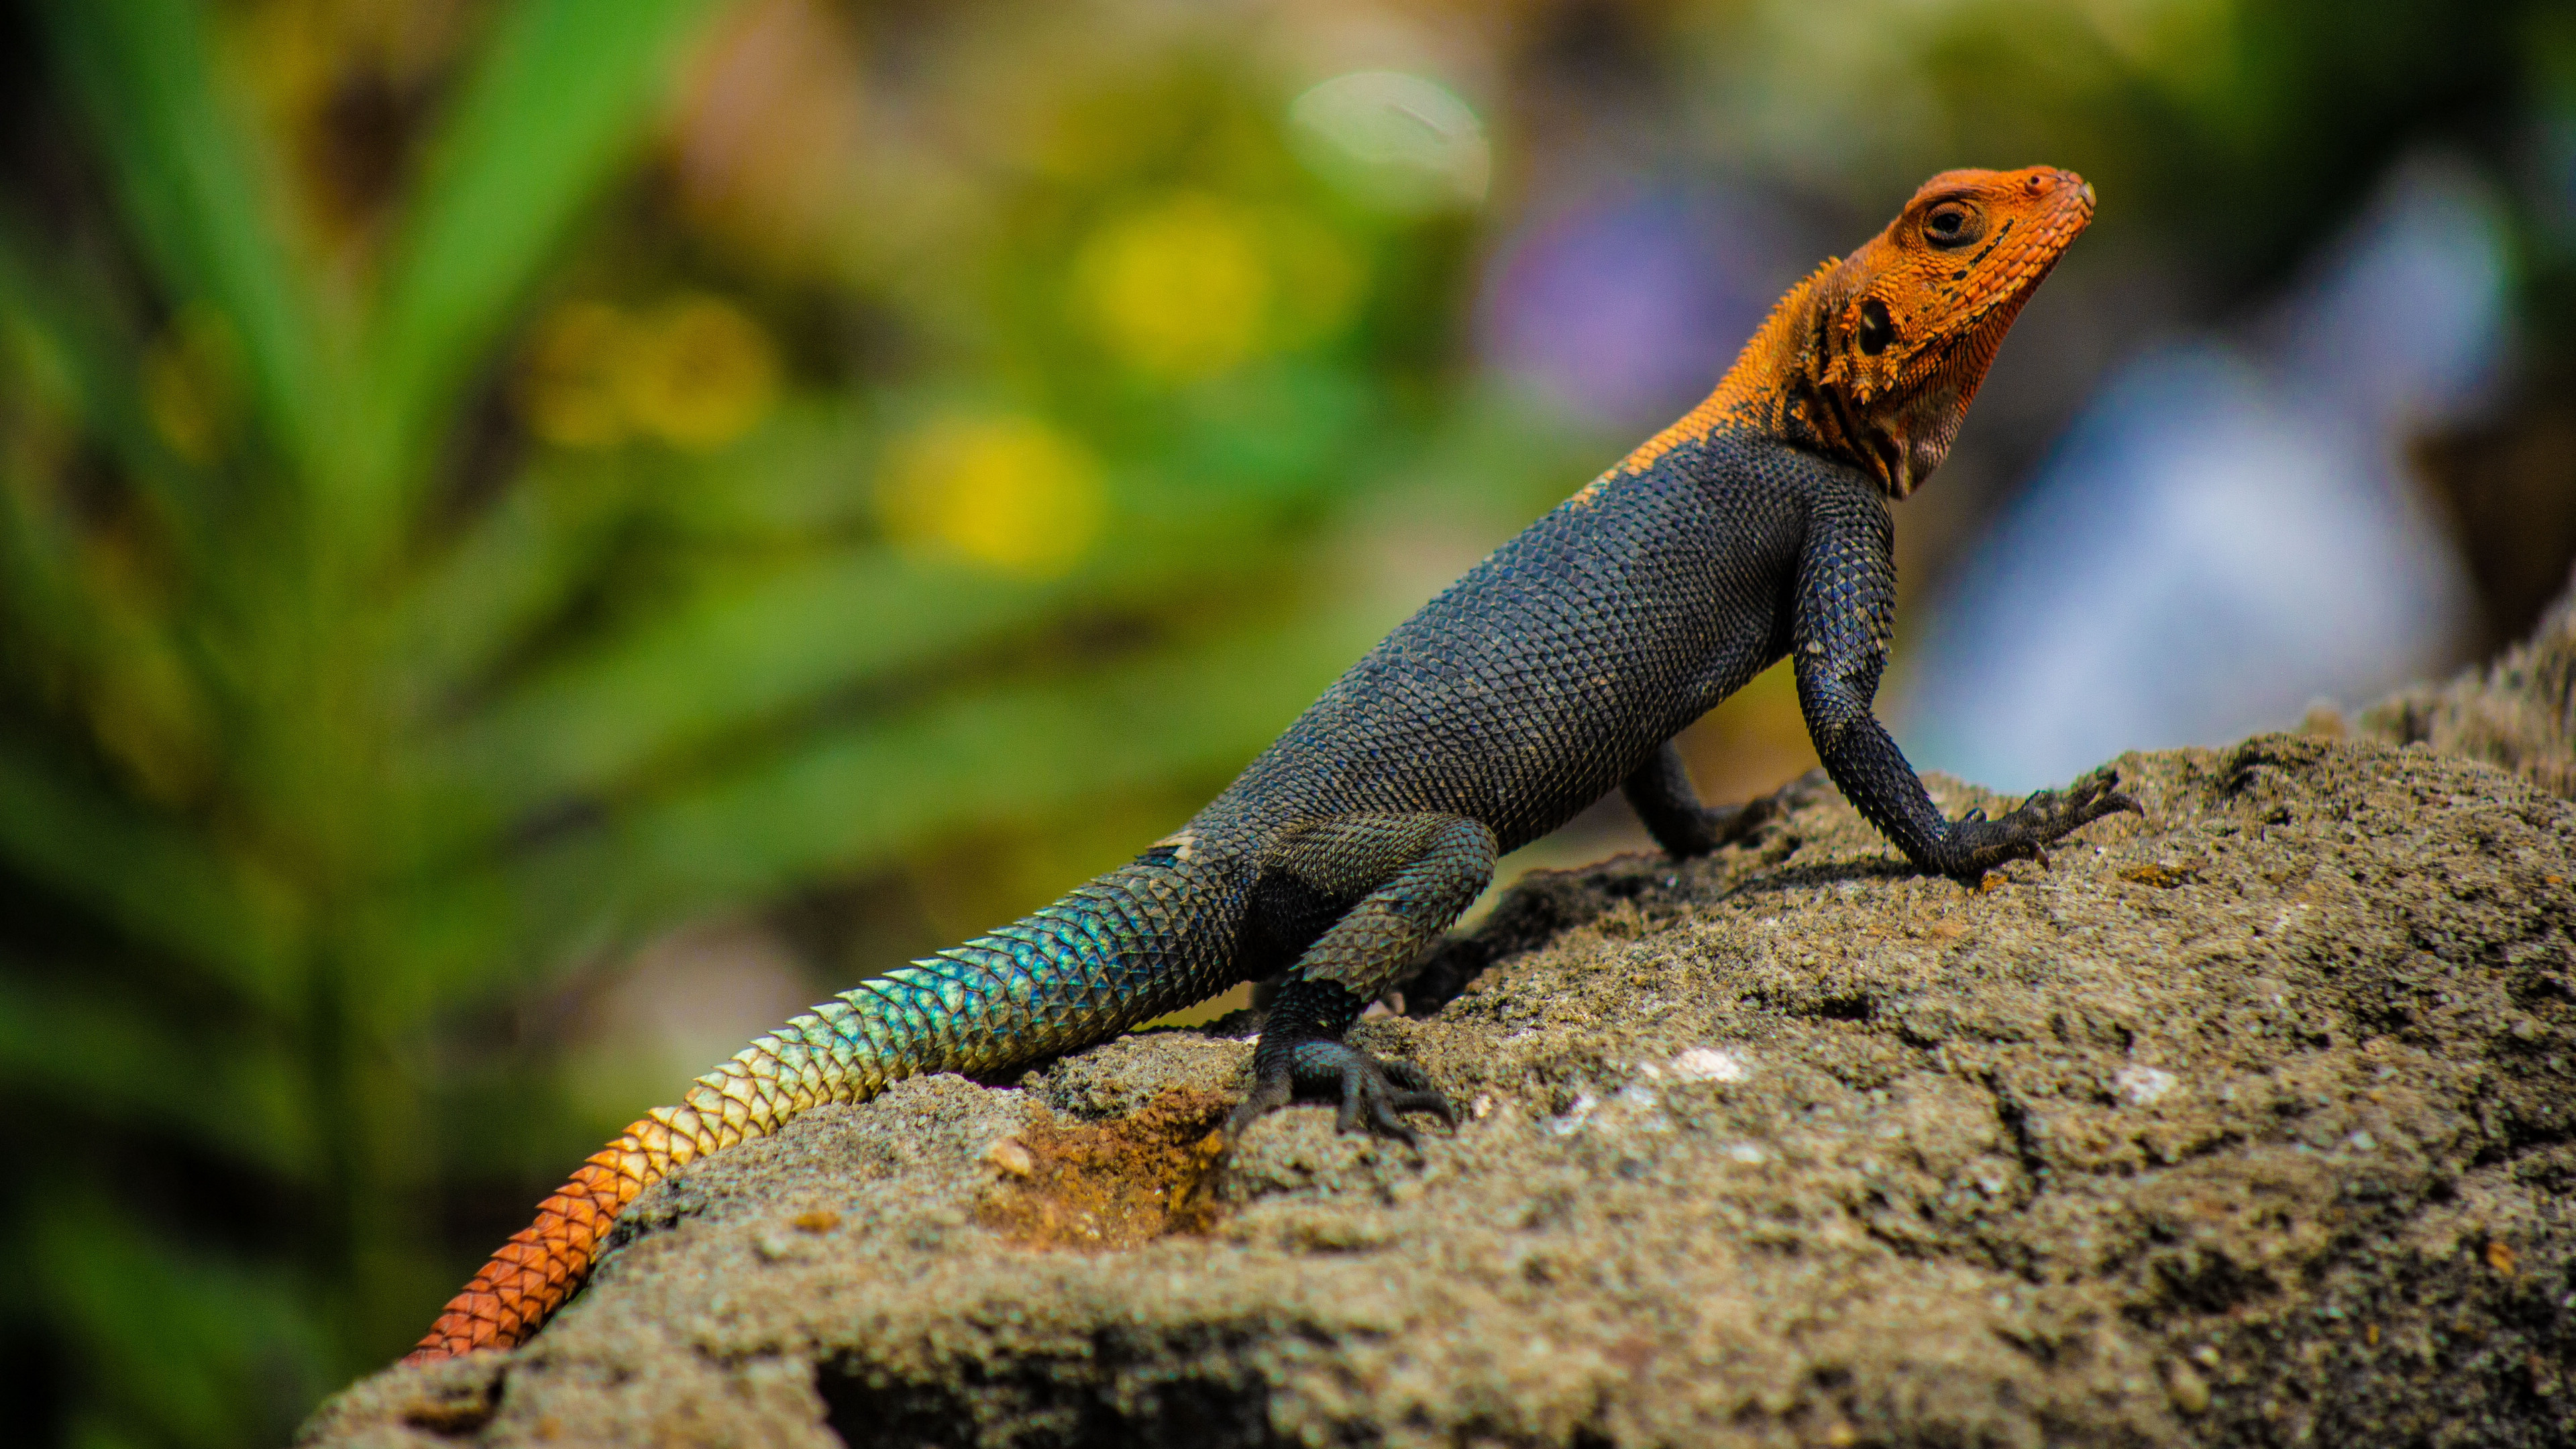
1228 1040 1454 1150
1943 766 2140 882
1223 1069 1295 1147
1340 1055 1456 1144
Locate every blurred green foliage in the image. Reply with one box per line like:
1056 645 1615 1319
0 3 1565 1442
1 1 2567 1445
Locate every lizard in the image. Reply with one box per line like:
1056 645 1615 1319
406 164 2131 1363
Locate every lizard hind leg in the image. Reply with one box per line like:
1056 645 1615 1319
1228 813 1496 1148
1623 741 1827 857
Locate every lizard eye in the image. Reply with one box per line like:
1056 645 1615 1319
1857 297 1895 356
1923 201 1983 250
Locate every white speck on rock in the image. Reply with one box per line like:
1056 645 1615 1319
1673 1047 1750 1083
1471 1093 1495 1120
2114 1065 2178 1106
1724 1142 1766 1164
1545 1093 1599 1136
1613 1083 1672 1131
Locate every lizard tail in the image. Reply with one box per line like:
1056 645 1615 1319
402 854 1236 1363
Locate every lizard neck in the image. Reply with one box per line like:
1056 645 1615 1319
1613 267 1929 496
1605 166 2093 499
1707 267 1864 468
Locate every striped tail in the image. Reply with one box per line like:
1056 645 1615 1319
404 855 1235 1362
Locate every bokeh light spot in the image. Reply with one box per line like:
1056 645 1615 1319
518 295 782 451
621 296 782 451
878 414 1106 577
1289 70 1489 214
1074 195 1273 380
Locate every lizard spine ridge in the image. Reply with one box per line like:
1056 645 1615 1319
405 856 1233 1362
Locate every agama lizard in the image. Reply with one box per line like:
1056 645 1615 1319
407 166 2131 1362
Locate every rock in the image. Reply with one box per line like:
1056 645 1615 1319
2358 564 2576 800
299 733 2576 1448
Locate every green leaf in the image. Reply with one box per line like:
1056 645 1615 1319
30 1195 326 1449
0 209 213 555
520 608 1377 958
420 547 1069 817
0 973 309 1173
411 472 1347 831
365 0 724 519
0 738 291 1006
389 454 636 708
41 0 341 489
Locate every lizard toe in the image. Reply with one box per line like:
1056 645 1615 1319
1224 1068 1297 1146
1379 1057 1436 1091
1233 1038 1450 1147
1390 1089 1458 1128
1261 1040 1448 1144
1367 1102 1423 1146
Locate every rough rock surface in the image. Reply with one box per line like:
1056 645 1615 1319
304 735 2576 1449
2358 566 2576 800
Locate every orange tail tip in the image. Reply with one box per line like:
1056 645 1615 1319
403 1124 665 1363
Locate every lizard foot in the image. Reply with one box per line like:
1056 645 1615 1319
1729 767 1831 840
1660 767 1830 857
1943 765 2143 881
1227 1038 1456 1149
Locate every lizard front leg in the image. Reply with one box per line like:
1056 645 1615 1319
1228 813 1495 1146
1792 485 2139 882
1622 741 1821 857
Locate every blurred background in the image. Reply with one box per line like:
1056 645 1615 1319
2 1 2571 1442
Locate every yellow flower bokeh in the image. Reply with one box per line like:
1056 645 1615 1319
1073 194 1273 380
622 296 782 451
517 294 781 451
1071 194 1367 381
877 414 1106 577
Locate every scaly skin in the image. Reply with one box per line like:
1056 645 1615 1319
407 166 2133 1363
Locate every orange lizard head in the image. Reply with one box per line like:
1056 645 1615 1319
1804 166 2094 496
1642 166 2094 498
